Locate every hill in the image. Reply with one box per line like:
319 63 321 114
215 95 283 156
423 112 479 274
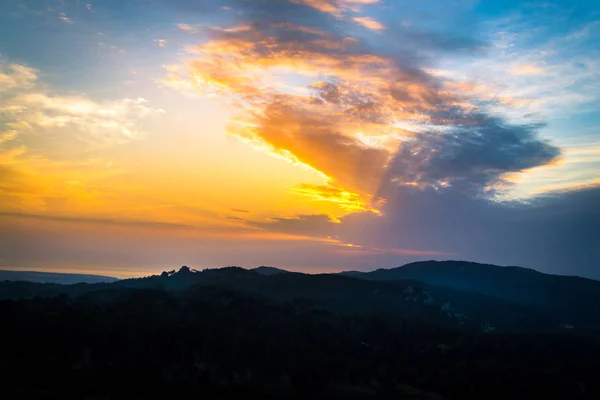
341 260 600 331
2 262 600 398
0 269 119 284
252 266 290 276
2 264 596 334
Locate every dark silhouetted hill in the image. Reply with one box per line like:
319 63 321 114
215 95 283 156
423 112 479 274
342 260 600 330
3 264 599 334
252 266 289 276
2 263 600 398
0 269 119 284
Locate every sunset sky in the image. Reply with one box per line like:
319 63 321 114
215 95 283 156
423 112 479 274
1 0 599 279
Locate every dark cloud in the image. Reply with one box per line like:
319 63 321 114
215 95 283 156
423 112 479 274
165 0 342 30
248 214 337 238
167 0 486 58
230 208 253 213
378 114 561 196
251 185 600 278
0 212 196 230
368 185 600 279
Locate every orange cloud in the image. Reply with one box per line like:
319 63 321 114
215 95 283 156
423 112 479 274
165 20 469 213
290 183 380 213
329 245 452 256
290 0 379 17
510 64 544 75
230 99 391 196
353 16 385 31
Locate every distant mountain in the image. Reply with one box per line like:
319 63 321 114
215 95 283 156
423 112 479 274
0 269 119 284
252 266 289 276
2 262 600 334
0 265 572 334
339 270 366 278
341 260 600 304
341 260 600 330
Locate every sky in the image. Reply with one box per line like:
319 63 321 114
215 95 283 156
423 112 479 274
0 0 599 279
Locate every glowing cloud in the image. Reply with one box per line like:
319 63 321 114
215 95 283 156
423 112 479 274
510 64 544 75
0 64 164 146
353 16 385 31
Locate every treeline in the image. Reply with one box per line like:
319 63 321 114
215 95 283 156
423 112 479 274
1 286 599 399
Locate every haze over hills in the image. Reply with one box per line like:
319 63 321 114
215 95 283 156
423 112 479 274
0 269 119 284
1 261 599 334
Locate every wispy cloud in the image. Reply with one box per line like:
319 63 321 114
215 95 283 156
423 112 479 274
290 0 380 17
58 12 73 24
510 64 544 75
0 64 38 92
353 16 385 31
438 9 600 121
0 130 18 144
0 62 167 217
0 63 164 147
231 208 253 213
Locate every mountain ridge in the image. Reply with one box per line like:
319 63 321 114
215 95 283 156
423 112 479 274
2 260 599 334
0 269 119 284
340 260 600 304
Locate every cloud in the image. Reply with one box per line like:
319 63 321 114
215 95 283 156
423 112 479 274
247 212 453 258
58 12 73 24
166 0 380 21
290 0 379 17
0 212 196 231
10 94 162 144
248 185 600 278
231 208 253 213
290 183 380 213
510 64 544 75
441 9 600 120
0 62 167 218
161 0 572 216
164 17 479 207
231 98 392 196
0 212 355 275
378 114 561 197
0 63 164 148
366 185 600 278
173 26 555 202
0 64 38 92
352 16 385 31
249 214 338 238
0 130 18 144
427 8 600 198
